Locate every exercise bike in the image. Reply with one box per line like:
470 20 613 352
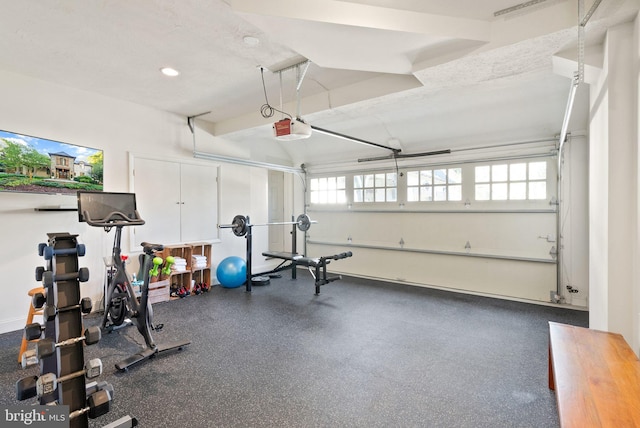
78 191 190 371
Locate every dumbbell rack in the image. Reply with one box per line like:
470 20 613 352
42 233 98 427
17 233 111 428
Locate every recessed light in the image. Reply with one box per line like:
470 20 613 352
160 67 180 77
243 36 260 46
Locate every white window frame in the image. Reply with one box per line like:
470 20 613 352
353 172 398 204
307 157 553 209
406 167 462 203
474 160 548 202
309 176 347 205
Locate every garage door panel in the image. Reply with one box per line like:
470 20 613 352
309 211 556 261
307 243 555 302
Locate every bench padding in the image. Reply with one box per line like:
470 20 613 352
263 251 322 267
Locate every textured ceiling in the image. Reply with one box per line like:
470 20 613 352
0 0 636 165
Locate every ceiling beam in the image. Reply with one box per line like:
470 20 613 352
231 0 491 42
212 72 423 136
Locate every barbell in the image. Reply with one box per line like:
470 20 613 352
218 213 315 237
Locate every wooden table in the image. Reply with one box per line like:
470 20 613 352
548 322 640 427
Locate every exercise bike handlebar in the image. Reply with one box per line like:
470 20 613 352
82 210 146 228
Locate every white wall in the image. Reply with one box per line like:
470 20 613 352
0 70 274 333
588 16 640 354
562 135 589 307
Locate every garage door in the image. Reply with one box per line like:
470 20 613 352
305 152 559 302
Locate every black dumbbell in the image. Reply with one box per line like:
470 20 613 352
42 268 90 287
35 266 46 282
15 375 38 401
42 243 86 260
36 326 101 359
44 297 92 321
24 322 44 341
32 290 47 309
69 389 111 420
36 359 103 397
86 380 114 401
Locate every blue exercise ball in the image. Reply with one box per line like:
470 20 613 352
216 256 246 288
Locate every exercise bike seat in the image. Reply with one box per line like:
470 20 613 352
141 242 164 254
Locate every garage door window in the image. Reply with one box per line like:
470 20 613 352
354 173 397 203
475 161 546 201
309 176 346 204
407 168 462 202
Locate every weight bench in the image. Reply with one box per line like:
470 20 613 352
548 322 640 427
261 251 353 295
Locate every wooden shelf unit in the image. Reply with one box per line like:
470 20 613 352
190 242 212 288
159 242 212 297
160 244 192 296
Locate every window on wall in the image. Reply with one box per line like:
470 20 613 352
354 172 397 203
475 161 547 201
309 176 346 204
406 168 462 202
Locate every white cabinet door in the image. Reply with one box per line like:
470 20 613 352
133 158 181 247
180 163 217 242
132 157 218 248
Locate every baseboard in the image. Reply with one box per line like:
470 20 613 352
0 317 27 335
317 268 589 311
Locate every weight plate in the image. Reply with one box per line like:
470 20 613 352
232 215 248 237
296 213 311 232
109 289 128 327
251 276 270 286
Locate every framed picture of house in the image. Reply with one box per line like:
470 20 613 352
0 129 103 195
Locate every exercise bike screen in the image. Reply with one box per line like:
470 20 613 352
77 191 138 222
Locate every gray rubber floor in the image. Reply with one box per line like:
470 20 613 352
0 271 587 427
